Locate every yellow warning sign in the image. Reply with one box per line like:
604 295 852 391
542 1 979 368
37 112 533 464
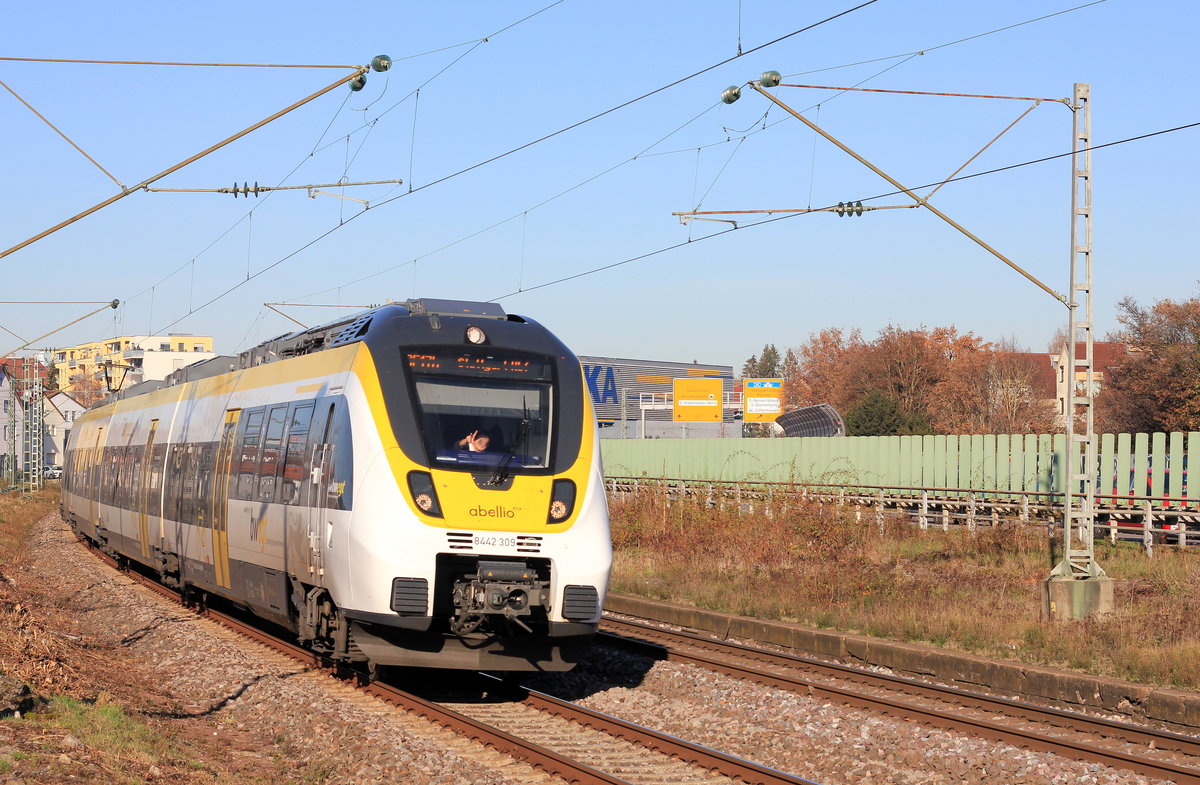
673 378 722 422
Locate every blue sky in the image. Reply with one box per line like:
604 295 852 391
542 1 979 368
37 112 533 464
2 0 1196 370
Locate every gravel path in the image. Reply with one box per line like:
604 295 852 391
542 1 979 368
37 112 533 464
32 514 1177 785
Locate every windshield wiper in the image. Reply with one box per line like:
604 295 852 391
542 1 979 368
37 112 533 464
488 399 531 486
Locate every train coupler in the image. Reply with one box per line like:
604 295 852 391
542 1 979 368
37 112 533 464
449 560 549 635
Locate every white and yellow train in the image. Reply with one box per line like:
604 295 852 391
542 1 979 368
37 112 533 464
61 299 612 672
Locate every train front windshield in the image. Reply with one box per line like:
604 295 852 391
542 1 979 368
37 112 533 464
406 351 554 470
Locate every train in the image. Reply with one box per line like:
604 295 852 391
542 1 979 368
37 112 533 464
60 298 612 672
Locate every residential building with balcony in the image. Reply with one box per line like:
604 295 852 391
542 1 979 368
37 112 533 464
51 333 215 396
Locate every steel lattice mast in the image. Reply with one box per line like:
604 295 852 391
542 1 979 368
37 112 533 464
1053 83 1101 579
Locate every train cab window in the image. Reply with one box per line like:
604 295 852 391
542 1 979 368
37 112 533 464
236 410 265 500
258 406 287 502
410 377 553 471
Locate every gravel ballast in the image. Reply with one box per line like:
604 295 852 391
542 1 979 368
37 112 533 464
23 514 1178 785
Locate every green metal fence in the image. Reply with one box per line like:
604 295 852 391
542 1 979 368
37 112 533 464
600 432 1199 508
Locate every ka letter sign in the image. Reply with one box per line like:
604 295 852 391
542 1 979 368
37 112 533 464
672 378 723 422
743 378 783 422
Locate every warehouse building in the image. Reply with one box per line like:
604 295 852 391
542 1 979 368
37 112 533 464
578 356 739 439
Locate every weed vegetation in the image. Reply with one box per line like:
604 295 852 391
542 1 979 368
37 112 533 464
609 485 1200 691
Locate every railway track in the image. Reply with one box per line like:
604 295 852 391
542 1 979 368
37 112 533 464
599 614 1200 784
82 540 812 785
79 529 1200 784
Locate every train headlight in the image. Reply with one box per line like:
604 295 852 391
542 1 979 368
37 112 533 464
407 471 443 518
465 325 487 344
547 479 576 523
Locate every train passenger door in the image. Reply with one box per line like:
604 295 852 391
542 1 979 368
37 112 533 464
211 410 240 590
89 426 104 529
308 442 330 579
137 420 158 560
307 402 339 580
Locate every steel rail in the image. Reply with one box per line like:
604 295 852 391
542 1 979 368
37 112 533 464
361 681 635 785
601 617 1200 784
514 684 817 785
79 541 632 784
77 535 810 784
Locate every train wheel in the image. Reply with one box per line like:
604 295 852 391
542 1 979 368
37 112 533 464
367 661 396 684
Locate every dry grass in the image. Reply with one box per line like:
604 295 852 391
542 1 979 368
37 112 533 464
609 486 1200 691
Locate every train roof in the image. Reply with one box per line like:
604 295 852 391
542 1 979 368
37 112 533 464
102 299 521 406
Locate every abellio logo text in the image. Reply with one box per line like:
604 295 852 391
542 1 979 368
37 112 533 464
470 505 516 518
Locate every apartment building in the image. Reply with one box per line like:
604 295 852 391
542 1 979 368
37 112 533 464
52 333 215 394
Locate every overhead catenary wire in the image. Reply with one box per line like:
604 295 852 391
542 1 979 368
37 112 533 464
487 121 1200 302
0 323 28 344
287 28 973 306
117 2 556 324
254 2 892 312
0 66 369 262
0 300 123 357
782 0 1108 79
0 78 125 189
166 0 1127 333
63 0 1108 339
164 0 1120 336
0 56 359 69
1 300 119 359
287 33 946 310
680 91 1050 222
263 301 374 330
281 100 724 306
304 3 562 171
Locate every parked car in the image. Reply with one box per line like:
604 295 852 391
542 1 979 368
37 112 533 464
43 465 62 479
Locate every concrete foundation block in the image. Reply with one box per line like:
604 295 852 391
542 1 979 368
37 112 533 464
787 627 847 659
1146 689 1200 727
1041 575 1114 621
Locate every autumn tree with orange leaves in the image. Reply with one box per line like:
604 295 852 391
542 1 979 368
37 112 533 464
1097 294 1200 433
772 325 1053 435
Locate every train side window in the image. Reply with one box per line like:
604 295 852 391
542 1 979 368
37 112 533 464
103 449 119 506
194 443 214 527
258 406 287 503
119 446 135 510
180 444 199 526
129 455 142 511
236 410 265 500
150 443 167 503
290 404 314 434
110 447 124 508
280 404 314 506
165 444 184 523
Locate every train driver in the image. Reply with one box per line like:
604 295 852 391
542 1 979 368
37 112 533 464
457 430 490 452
